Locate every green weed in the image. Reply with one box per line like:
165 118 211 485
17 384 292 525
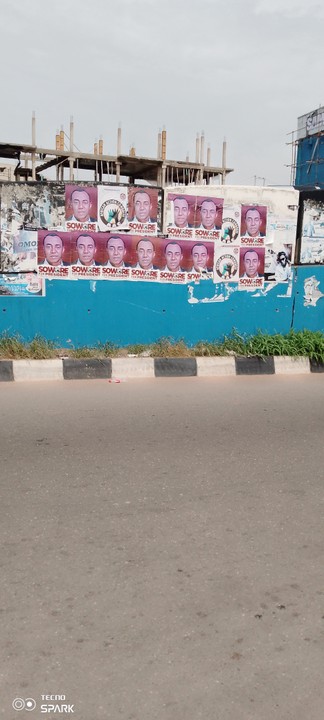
150 337 194 357
0 331 323 361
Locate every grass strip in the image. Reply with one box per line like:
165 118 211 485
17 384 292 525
0 330 323 362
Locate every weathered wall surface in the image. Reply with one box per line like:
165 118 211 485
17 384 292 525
0 267 323 347
0 183 323 346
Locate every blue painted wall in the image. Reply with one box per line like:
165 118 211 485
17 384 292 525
1 268 323 346
1 182 324 347
292 265 324 331
295 136 324 190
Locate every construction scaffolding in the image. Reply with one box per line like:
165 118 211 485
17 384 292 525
287 107 324 189
0 115 233 187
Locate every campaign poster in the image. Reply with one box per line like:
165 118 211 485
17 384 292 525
38 230 72 279
239 247 265 289
194 196 224 241
157 238 211 284
213 247 240 282
185 239 214 274
65 185 98 232
0 273 45 297
220 206 241 245
97 186 128 232
1 229 38 273
159 237 186 278
130 266 159 282
300 199 324 264
165 193 196 240
101 233 132 280
70 231 105 280
240 205 267 243
125 235 158 282
128 187 160 235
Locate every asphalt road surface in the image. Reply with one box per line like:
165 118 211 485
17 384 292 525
1 376 324 720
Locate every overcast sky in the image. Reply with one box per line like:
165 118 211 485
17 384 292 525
1 0 323 185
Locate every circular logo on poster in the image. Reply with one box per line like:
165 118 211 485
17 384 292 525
26 275 42 294
221 218 239 243
99 200 126 228
215 253 238 280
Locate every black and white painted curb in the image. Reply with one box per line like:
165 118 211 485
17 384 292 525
0 356 323 381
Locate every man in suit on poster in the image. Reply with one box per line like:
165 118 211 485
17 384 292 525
104 236 129 268
163 241 184 272
75 235 100 266
135 238 157 270
243 208 265 238
198 199 222 231
240 249 262 278
40 233 69 266
130 190 156 224
66 188 96 223
172 196 191 228
190 243 211 272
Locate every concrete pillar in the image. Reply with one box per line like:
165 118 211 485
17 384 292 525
222 138 227 185
161 129 167 161
200 131 205 165
195 133 200 163
69 116 74 181
31 111 36 181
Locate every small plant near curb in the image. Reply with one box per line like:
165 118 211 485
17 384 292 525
0 330 323 362
0 333 57 359
194 329 324 362
68 341 119 359
150 338 195 357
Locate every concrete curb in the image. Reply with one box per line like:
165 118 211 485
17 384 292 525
0 360 14 382
13 359 63 382
235 356 275 375
273 356 310 374
154 358 197 377
196 356 236 376
62 358 112 380
112 357 154 379
0 356 323 381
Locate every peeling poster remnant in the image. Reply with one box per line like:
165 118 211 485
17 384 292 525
303 276 324 307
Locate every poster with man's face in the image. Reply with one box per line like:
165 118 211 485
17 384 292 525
37 230 71 279
65 185 98 231
165 193 196 239
69 232 103 279
195 196 224 240
127 235 159 282
128 188 160 234
240 205 267 242
239 247 265 289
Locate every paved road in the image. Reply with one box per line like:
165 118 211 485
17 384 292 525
1 376 324 720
